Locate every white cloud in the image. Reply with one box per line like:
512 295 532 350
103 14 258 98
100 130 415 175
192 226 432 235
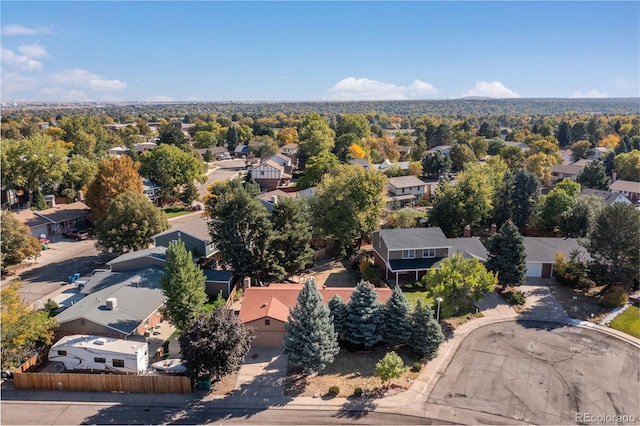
325 77 438 101
50 68 127 91
0 45 43 71
17 42 49 58
147 95 174 102
1 24 54 36
463 81 520 98
1 70 37 93
570 90 607 98
40 87 90 101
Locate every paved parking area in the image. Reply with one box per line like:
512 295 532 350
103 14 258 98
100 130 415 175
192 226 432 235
428 321 640 425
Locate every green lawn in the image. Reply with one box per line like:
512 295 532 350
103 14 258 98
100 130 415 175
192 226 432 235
162 207 192 219
403 290 435 309
609 305 640 339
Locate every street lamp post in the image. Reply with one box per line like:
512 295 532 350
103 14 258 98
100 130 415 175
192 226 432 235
435 297 443 323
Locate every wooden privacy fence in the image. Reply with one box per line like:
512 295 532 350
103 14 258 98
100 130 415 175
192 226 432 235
14 372 192 394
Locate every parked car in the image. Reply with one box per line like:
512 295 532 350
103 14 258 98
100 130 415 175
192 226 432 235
217 153 232 160
62 229 89 240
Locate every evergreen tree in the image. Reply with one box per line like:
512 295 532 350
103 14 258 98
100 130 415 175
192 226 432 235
270 198 314 277
226 126 239 152
382 286 412 347
511 169 540 229
344 280 383 348
556 121 572 148
284 280 339 376
161 240 208 329
485 220 527 286
328 294 347 338
577 161 609 190
410 300 444 360
492 170 514 229
32 188 48 210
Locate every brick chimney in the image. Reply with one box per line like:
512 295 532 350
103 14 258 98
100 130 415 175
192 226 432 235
243 276 251 290
612 172 617 182
463 225 471 238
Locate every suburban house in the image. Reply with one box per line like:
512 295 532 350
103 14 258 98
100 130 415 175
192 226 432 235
12 208 51 237
522 237 588 278
580 188 632 206
153 215 217 260
425 145 452 155
13 201 90 237
203 270 235 299
256 189 297 212
386 176 427 207
610 179 640 203
266 152 294 169
551 163 584 184
239 284 393 347
280 143 299 157
55 266 166 339
106 246 167 273
142 179 161 204
196 146 229 159
372 227 488 286
251 160 292 190
234 144 250 159
504 141 530 153
396 145 412 160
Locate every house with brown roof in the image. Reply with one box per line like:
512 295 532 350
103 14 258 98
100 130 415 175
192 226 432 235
239 284 393 347
386 176 427 207
251 160 292 190
610 179 640 203
551 163 584 184
14 201 90 236
280 143 299 157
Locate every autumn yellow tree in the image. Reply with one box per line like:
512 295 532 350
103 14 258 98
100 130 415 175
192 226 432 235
598 134 620 150
348 143 366 159
276 127 299 146
1 282 58 368
85 156 144 222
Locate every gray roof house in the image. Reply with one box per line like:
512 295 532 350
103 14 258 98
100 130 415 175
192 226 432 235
580 188 632 206
153 215 217 260
55 266 166 339
203 270 235 299
372 227 487 286
106 246 167 272
522 237 588 278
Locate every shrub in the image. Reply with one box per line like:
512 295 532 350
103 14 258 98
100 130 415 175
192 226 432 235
44 298 59 312
328 386 340 397
411 362 422 372
501 287 526 305
360 260 383 286
352 387 363 397
601 286 628 308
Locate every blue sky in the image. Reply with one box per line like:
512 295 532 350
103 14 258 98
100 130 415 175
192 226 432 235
1 1 638 102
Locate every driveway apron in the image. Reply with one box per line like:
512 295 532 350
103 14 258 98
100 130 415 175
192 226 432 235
234 347 288 397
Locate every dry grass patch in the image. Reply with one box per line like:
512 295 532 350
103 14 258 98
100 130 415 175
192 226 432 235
210 370 239 395
284 345 421 398
547 282 609 322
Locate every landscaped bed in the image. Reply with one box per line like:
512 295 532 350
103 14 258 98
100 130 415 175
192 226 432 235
284 345 421 398
547 281 610 322
609 305 640 339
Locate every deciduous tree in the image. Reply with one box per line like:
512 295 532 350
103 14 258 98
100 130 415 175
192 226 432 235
298 113 335 157
0 212 42 268
583 202 640 283
375 351 405 388
179 308 253 381
161 240 208 330
95 191 169 254
419 254 497 318
1 282 58 369
311 165 386 255
296 151 339 189
85 156 143 222
613 149 640 182
284 280 339 376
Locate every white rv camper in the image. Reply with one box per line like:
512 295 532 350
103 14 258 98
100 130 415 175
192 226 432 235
48 335 149 374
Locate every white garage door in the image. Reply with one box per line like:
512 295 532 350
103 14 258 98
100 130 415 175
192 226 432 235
525 263 543 278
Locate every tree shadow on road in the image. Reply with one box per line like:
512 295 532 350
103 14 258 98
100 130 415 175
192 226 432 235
19 253 115 284
334 396 377 420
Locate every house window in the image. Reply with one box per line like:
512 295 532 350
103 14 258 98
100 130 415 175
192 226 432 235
80 319 86 326
402 250 415 259
265 319 270 326
57 350 67 356
422 248 436 258
112 359 125 368
261 171 265 176
94 357 106 363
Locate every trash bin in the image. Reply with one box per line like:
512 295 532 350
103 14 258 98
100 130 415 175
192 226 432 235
196 378 211 390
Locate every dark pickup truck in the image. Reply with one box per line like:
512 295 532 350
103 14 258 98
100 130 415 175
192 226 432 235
62 229 89 240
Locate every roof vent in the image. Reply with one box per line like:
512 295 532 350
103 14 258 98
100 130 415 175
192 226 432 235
105 298 118 310
94 339 106 345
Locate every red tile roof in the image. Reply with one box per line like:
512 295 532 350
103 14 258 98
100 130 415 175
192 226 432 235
239 284 393 324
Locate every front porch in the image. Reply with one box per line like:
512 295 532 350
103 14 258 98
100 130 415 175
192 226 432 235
385 257 444 287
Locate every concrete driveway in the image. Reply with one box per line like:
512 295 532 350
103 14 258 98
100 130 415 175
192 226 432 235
520 278 569 321
234 347 288 398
